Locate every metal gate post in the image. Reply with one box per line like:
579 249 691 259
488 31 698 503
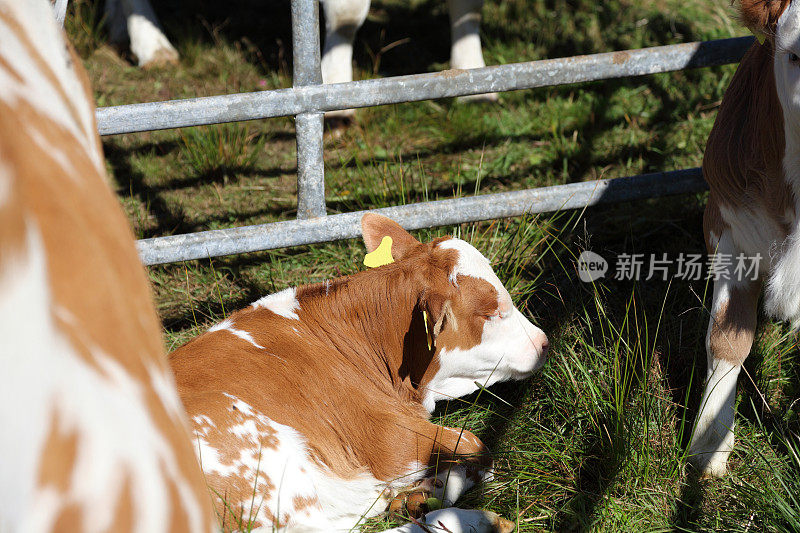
291 0 327 219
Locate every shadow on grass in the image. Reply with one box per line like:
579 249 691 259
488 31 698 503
671 468 706 532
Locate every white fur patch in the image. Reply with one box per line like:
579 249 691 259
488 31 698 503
718 205 779 262
125 6 178 67
194 394 418 531
320 0 370 86
251 287 301 320
208 318 265 349
437 239 507 298
689 358 740 477
448 0 486 71
689 230 750 476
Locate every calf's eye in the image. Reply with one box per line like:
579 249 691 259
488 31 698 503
790 52 800 64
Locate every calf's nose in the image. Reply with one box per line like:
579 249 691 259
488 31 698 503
538 335 550 360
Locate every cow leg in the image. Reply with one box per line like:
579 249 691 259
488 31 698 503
105 0 128 46
321 0 370 128
383 508 515 533
113 0 178 67
390 419 492 508
447 0 497 102
689 230 761 477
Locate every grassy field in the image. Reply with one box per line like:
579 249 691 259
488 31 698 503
66 0 800 530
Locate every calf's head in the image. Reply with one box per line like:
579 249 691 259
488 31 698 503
362 213 549 412
742 0 800 129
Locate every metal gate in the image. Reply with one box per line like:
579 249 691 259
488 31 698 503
92 0 752 266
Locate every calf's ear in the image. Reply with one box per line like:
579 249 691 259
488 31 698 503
361 212 420 259
421 292 457 345
739 0 789 38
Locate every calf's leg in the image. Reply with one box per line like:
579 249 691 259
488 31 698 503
383 508 515 533
106 0 179 67
389 418 492 507
321 0 370 127
688 230 760 476
448 0 497 102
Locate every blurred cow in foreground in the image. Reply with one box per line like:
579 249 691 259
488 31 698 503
0 0 215 530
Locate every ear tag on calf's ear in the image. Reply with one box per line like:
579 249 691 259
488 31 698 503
364 236 395 268
753 29 766 45
423 311 433 351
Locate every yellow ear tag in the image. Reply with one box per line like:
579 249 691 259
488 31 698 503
754 30 766 45
423 311 433 351
363 236 395 268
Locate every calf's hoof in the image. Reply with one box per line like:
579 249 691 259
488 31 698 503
388 478 444 518
140 47 179 69
688 450 730 479
457 92 499 104
484 511 515 533
324 112 355 138
420 509 515 533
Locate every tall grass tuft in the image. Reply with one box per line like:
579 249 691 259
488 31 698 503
180 123 266 182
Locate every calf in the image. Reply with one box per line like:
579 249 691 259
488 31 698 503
689 0 800 476
170 212 548 531
0 0 214 530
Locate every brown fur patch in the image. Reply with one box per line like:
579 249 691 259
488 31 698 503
708 283 761 366
703 41 791 235
36 414 79 493
108 477 135 532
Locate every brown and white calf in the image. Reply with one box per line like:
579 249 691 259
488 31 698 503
0 0 214 530
689 0 800 476
170 212 548 531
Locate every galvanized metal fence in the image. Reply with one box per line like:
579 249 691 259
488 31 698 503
93 0 753 266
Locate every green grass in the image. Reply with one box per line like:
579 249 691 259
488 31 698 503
64 0 800 530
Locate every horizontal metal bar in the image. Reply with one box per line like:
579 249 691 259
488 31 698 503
138 167 707 265
98 37 752 136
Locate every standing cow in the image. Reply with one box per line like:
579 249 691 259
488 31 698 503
689 0 800 476
102 0 497 123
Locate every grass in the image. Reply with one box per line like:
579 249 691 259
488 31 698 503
63 0 800 530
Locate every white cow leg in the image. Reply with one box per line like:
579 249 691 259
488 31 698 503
447 0 497 102
689 230 760 476
382 508 514 533
120 0 179 67
321 0 370 128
